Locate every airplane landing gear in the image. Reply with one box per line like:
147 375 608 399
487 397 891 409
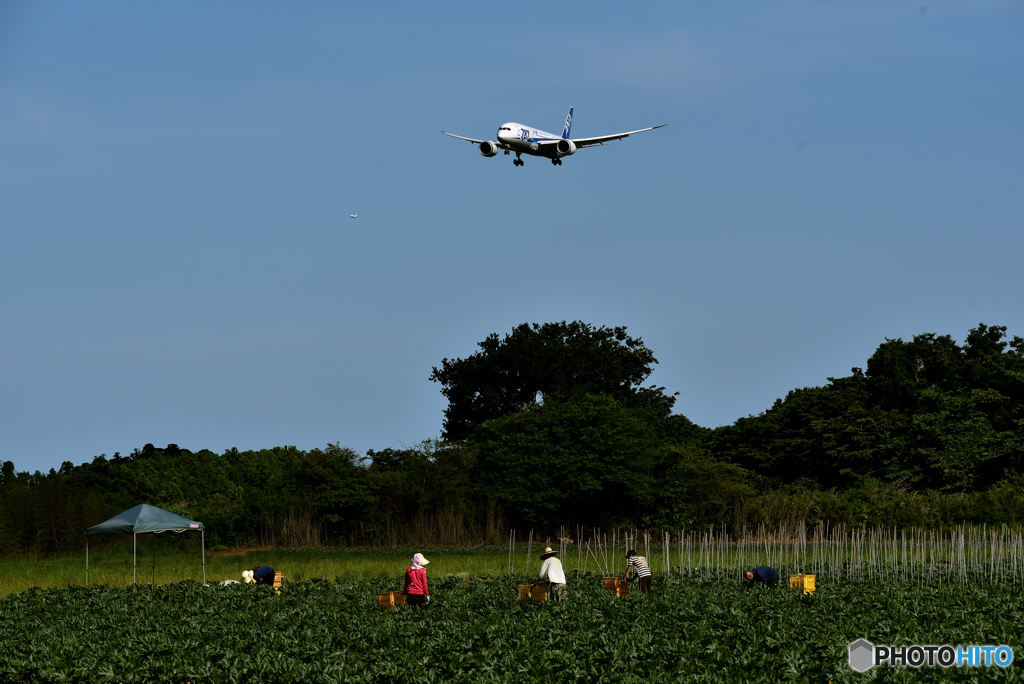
504 150 510 155
514 153 523 167
551 158 562 166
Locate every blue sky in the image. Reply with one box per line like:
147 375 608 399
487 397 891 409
2 1 1022 474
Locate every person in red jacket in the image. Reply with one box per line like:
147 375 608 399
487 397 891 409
404 553 430 607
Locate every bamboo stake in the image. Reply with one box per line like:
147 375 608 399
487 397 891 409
678 529 683 577
577 526 582 577
526 530 533 576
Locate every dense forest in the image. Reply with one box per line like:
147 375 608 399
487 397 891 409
2 321 1023 558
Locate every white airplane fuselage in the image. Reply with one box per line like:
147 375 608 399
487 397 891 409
496 123 566 158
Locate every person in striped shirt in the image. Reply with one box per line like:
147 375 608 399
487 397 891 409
623 550 652 593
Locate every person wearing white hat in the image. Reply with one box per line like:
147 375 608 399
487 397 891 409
404 552 430 607
538 547 567 601
250 565 275 586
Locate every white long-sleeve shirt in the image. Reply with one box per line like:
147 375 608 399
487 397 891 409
538 556 566 584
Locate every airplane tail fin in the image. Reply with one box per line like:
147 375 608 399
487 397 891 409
561 107 573 139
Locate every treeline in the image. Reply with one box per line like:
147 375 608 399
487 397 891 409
0 441 490 557
1 322 1023 559
708 323 1024 491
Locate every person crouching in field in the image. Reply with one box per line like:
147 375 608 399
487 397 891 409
404 553 430 607
538 547 566 601
744 566 779 591
248 565 275 586
624 550 652 594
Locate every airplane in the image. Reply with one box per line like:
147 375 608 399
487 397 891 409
350 214 358 218
441 107 666 167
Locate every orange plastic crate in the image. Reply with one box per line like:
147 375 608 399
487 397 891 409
604 577 629 597
518 584 548 603
377 592 407 608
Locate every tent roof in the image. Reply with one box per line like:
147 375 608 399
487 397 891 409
86 503 204 535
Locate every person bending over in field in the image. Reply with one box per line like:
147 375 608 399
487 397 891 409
744 566 778 591
404 553 430 608
250 565 276 586
624 550 652 594
537 547 567 601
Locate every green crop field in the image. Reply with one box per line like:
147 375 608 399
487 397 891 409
2 573 1022 683
2 541 1023 682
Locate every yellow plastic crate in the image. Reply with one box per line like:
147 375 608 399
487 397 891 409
788 574 816 593
518 584 548 603
377 592 407 608
603 577 629 597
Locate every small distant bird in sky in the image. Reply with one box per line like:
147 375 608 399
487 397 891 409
350 213 358 218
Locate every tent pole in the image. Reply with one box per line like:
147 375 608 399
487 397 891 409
86 536 89 587
202 529 206 585
133 532 137 585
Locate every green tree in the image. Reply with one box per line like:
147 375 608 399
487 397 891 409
290 443 375 539
649 445 758 529
709 323 1024 492
471 393 661 528
430 321 675 440
706 371 870 488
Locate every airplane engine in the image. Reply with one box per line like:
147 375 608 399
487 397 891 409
478 141 500 157
556 139 577 157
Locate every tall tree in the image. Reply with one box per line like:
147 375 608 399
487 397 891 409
471 393 661 527
430 321 675 440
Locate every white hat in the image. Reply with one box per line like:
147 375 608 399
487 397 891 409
241 570 255 584
412 553 430 566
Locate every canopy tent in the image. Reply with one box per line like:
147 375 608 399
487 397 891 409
86 503 206 585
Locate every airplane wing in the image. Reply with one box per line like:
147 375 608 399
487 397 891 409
568 124 667 149
441 131 488 144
